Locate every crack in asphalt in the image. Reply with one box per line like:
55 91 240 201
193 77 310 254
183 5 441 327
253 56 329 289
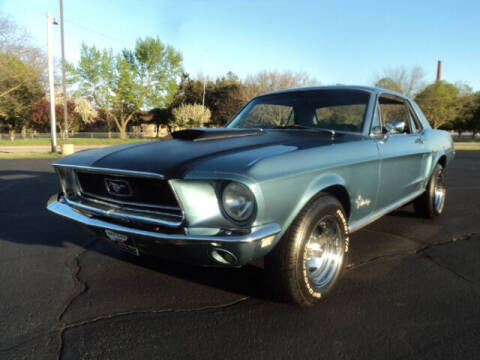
55 239 96 360
358 228 425 245
0 330 55 354
67 296 250 330
0 297 250 356
417 232 480 289
418 251 478 287
0 240 97 356
55 296 250 360
4 228 478 358
346 231 480 271
51 238 250 360
57 240 97 323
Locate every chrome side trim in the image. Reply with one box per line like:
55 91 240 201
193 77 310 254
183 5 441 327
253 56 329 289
53 164 165 179
47 195 281 245
64 197 183 228
348 189 424 233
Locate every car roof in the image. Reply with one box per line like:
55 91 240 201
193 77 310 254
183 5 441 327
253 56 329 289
257 85 408 100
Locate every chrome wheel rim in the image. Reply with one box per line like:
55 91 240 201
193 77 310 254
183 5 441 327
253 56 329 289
304 215 344 289
434 170 446 213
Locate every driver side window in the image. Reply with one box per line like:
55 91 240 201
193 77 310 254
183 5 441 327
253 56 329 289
378 96 412 134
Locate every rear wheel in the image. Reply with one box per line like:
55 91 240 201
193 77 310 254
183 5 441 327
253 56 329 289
414 163 446 218
265 194 349 307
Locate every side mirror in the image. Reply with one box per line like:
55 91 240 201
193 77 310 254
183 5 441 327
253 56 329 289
385 121 406 135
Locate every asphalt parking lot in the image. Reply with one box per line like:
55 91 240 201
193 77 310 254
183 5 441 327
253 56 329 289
1 152 479 360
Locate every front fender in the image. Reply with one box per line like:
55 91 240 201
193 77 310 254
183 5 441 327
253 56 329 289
266 172 349 243
424 129 455 182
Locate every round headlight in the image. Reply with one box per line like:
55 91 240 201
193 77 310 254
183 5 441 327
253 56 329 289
222 182 255 222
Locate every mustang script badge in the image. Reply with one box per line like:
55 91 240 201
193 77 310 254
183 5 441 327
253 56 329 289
104 178 133 197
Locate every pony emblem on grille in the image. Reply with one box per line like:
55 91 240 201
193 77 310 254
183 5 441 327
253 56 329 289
104 178 133 197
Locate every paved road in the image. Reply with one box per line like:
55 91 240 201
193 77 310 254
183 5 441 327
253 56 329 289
1 153 479 359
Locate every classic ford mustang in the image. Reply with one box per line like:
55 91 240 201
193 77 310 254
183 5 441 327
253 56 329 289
47 86 454 306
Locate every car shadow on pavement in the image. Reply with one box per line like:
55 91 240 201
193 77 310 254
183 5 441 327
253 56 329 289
0 168 275 301
386 207 420 219
122 250 271 300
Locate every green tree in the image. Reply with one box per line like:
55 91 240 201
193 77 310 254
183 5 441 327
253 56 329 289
415 81 460 129
459 93 480 138
0 54 43 135
0 17 47 93
69 37 183 138
448 117 466 136
170 73 204 107
374 77 402 93
0 17 47 136
171 73 248 126
207 75 248 125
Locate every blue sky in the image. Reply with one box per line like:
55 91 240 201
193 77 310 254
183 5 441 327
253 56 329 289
1 0 478 90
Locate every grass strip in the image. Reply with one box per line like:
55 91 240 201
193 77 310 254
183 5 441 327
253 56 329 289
0 152 64 159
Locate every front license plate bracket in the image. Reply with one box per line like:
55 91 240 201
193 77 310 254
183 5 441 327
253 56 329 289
104 229 140 256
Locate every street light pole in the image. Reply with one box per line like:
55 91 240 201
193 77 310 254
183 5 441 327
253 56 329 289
59 0 68 139
46 12 57 153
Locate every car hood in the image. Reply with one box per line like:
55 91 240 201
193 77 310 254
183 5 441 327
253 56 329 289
55 128 360 178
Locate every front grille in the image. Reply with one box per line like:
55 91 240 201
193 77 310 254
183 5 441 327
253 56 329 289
70 170 184 227
75 171 179 209
67 194 183 226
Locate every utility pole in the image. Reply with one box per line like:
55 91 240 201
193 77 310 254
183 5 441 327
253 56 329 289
47 12 57 152
202 75 206 106
202 51 208 106
59 0 68 139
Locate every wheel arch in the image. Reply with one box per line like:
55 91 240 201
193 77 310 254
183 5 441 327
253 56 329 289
437 154 447 168
321 185 351 220
302 173 351 219
428 152 448 180
274 173 351 243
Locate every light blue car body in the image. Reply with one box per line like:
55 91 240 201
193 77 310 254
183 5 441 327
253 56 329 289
47 86 455 266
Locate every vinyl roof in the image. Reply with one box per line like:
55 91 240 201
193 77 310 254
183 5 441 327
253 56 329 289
258 85 407 99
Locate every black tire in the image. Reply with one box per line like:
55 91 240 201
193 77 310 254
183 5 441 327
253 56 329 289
265 194 349 307
414 163 446 219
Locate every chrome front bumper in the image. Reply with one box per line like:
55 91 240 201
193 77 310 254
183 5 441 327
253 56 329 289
47 194 281 266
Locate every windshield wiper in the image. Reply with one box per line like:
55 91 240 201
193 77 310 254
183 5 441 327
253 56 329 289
274 125 336 138
276 124 313 129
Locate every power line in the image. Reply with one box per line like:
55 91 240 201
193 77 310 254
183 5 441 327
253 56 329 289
64 18 131 46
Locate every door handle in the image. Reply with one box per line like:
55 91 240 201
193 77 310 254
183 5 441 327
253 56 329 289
415 138 425 144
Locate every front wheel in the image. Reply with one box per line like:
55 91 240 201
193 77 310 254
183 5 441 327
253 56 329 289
265 194 349 307
414 163 446 218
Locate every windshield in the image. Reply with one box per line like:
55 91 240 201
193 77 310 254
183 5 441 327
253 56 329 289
227 89 371 133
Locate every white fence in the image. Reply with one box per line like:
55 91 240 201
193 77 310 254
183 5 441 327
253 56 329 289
0 132 157 140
